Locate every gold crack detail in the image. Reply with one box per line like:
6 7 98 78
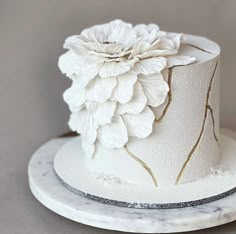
155 68 173 122
188 44 212 53
175 59 218 185
207 105 219 143
124 145 158 187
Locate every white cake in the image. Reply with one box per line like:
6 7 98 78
58 20 220 190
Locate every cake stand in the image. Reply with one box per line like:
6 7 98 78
28 129 236 233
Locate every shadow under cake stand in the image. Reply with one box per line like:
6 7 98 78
28 129 236 233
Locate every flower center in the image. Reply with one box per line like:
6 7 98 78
103 41 115 44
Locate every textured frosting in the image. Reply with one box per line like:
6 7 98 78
84 35 220 187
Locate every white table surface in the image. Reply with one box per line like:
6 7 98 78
1 129 236 234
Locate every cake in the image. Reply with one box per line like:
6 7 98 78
56 20 230 206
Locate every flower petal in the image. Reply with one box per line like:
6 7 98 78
135 23 160 34
132 57 167 75
63 82 85 112
116 82 147 114
80 20 136 53
138 49 177 59
58 51 82 77
64 36 88 55
68 109 98 157
167 33 183 50
99 59 137 78
81 19 133 44
59 51 102 88
107 20 137 49
98 116 128 148
111 73 137 103
134 24 166 43
85 41 123 55
122 106 155 138
139 73 169 107
81 26 107 43
167 55 196 68
81 136 96 158
92 101 117 126
86 76 117 103
136 34 183 59
130 40 153 58
73 56 103 87
89 49 130 59
68 111 98 146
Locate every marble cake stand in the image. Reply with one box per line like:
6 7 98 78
28 129 236 233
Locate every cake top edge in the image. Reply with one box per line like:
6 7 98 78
184 34 220 55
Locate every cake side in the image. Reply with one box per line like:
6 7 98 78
58 20 220 188
84 36 220 187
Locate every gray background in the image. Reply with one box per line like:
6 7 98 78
0 0 236 233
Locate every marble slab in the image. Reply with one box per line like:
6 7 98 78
28 130 236 233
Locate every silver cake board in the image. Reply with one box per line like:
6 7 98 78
28 129 236 233
55 172 236 209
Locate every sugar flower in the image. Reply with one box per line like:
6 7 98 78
59 20 195 157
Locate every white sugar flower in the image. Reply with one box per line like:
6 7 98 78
59 20 196 157
59 20 139 79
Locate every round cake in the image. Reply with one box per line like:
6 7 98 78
82 36 220 187
56 20 223 204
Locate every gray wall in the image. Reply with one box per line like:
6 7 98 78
0 0 236 232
